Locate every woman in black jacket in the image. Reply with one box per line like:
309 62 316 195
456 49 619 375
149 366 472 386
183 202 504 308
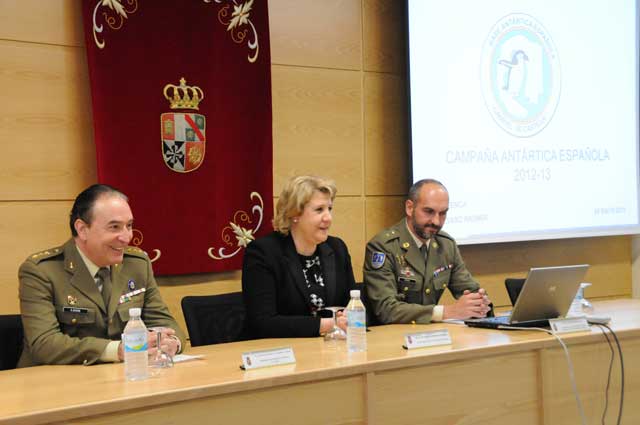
242 175 357 338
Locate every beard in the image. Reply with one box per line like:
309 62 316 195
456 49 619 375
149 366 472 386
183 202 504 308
411 214 441 240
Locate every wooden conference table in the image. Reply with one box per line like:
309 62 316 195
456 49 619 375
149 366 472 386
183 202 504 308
1 299 638 425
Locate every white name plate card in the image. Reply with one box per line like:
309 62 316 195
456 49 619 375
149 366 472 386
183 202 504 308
173 354 204 363
241 347 296 370
549 317 591 334
403 329 452 350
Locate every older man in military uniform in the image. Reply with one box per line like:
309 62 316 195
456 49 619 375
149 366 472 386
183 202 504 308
364 179 491 324
18 184 185 366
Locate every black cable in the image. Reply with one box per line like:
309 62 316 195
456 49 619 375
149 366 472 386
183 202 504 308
600 324 624 425
595 325 614 425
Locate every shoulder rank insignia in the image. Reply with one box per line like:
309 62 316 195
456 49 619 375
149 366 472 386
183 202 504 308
371 252 386 269
381 228 400 243
125 246 146 255
29 247 62 263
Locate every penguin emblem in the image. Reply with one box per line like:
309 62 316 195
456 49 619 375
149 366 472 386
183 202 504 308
498 50 529 97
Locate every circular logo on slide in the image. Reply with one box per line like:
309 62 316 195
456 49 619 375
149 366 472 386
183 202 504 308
480 14 561 138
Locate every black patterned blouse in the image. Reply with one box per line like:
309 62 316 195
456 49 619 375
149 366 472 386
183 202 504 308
299 251 327 314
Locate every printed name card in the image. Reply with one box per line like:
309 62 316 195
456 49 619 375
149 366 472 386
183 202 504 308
403 329 452 349
241 347 296 370
549 317 590 334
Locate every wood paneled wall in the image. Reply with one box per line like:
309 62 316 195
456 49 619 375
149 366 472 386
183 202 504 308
0 0 632 334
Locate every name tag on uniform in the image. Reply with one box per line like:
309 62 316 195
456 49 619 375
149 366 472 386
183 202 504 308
398 277 416 284
63 307 89 314
403 329 452 349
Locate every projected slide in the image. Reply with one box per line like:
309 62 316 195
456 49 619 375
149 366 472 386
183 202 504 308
407 0 639 244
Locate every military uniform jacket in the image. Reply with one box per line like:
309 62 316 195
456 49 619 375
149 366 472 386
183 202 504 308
18 239 186 367
364 220 479 324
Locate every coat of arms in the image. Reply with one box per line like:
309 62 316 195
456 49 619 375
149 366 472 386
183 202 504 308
161 78 206 173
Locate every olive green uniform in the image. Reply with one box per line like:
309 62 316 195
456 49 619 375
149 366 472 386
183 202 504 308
364 220 479 324
18 239 185 367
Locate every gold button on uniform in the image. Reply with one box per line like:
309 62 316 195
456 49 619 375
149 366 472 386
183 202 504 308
443 284 447 289
71 318 77 325
425 288 431 294
404 286 409 291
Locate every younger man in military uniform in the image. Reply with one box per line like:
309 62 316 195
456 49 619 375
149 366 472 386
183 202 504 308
364 179 491 324
18 184 185 366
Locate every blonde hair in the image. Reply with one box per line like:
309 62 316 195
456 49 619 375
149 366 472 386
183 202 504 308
273 175 337 235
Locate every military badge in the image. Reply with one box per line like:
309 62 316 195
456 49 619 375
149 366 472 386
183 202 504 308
67 295 78 306
161 78 206 173
371 252 386 269
128 279 135 290
400 267 415 278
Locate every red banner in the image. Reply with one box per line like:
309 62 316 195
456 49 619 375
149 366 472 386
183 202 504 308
81 0 273 275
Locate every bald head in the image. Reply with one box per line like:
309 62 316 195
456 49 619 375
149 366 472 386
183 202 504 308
408 179 448 203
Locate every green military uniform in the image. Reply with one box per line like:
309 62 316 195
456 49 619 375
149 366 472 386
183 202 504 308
18 239 186 367
364 219 479 324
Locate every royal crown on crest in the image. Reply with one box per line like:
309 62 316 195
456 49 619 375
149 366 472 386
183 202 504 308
163 77 204 110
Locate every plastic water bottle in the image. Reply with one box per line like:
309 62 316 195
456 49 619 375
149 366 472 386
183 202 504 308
568 282 594 317
122 307 149 381
346 290 367 353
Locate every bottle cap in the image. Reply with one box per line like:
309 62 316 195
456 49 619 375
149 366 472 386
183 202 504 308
350 289 360 298
129 307 142 317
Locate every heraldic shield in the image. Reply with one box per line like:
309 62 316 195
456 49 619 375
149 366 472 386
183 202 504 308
161 112 206 173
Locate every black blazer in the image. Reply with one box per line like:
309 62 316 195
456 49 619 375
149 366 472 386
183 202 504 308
242 232 357 338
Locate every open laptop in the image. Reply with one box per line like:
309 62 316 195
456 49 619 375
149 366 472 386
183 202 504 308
465 264 589 329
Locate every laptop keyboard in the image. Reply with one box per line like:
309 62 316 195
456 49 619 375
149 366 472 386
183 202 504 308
471 316 510 324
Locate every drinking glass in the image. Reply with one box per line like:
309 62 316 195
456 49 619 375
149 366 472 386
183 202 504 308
148 327 173 375
322 306 347 341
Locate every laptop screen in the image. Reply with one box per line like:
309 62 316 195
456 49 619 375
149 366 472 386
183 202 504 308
509 264 589 323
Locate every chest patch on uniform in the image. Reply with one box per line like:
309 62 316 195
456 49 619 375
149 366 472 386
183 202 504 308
371 252 386 269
